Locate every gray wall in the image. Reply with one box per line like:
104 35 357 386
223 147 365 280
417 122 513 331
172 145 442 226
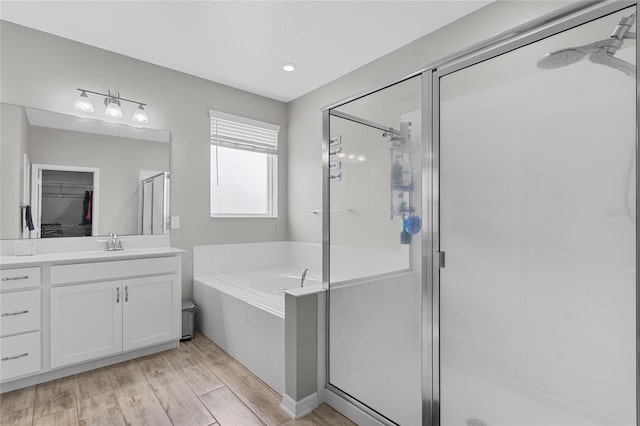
0 21 288 298
28 126 169 236
286 0 572 244
0 103 29 239
1 1 574 295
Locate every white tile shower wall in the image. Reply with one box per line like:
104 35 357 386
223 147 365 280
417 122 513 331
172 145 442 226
329 245 410 281
439 41 636 423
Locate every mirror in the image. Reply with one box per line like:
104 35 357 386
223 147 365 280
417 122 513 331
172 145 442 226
0 103 171 239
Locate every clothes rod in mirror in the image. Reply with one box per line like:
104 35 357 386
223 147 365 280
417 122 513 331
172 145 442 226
74 89 149 124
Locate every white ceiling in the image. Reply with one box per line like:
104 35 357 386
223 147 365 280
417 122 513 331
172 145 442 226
0 1 490 102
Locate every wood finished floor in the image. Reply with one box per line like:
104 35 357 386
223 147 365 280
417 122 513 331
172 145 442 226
0 332 355 426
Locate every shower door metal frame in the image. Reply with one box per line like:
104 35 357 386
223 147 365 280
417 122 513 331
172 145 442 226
431 1 638 424
321 1 638 425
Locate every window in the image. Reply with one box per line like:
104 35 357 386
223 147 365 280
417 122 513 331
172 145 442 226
210 110 279 217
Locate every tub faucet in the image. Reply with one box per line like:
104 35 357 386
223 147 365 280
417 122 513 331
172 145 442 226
301 269 309 287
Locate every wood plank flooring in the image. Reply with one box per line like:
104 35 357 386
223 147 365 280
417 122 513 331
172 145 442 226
0 332 355 426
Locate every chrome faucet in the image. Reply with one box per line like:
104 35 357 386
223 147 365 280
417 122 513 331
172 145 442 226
300 268 309 287
99 233 124 251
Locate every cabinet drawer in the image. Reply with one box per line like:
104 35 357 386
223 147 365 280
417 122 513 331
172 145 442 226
0 267 41 291
1 290 41 337
51 256 180 285
0 331 41 382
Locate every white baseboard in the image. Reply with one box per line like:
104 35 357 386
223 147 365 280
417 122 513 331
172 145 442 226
280 392 318 419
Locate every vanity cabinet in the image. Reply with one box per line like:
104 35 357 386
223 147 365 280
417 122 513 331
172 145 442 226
122 275 179 351
0 248 183 391
50 274 179 368
50 258 181 369
0 267 42 382
50 280 123 368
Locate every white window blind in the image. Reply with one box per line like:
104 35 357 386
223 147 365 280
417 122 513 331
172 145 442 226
209 110 278 217
209 110 279 155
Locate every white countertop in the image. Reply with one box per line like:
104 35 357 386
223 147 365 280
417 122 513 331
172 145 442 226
0 247 184 267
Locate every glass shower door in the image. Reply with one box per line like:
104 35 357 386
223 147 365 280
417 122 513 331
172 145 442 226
327 75 423 425
438 7 636 426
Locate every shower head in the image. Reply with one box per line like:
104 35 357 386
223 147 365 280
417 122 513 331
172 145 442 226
537 47 591 69
537 38 623 68
537 12 636 76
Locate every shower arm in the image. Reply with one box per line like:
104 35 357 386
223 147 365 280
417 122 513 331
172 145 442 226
611 12 636 40
329 110 401 137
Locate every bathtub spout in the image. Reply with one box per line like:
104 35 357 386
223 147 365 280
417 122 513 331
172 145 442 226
301 268 309 287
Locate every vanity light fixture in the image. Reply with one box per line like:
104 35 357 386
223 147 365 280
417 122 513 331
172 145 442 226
73 91 95 112
132 104 149 124
104 97 123 119
74 88 149 123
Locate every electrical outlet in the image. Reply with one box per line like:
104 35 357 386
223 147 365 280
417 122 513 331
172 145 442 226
14 240 36 256
171 216 181 230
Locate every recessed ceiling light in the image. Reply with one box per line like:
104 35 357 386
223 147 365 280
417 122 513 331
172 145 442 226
282 63 296 72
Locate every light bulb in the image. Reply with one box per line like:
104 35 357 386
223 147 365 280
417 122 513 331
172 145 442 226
104 98 123 118
347 153 356 160
132 104 149 123
74 91 94 112
336 152 346 159
357 154 367 162
282 63 296 72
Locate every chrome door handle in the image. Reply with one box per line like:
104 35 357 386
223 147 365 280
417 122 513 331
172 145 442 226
125 286 128 302
2 353 28 361
1 276 29 281
116 287 120 303
1 310 29 317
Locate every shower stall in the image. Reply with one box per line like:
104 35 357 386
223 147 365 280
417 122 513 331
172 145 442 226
322 2 638 425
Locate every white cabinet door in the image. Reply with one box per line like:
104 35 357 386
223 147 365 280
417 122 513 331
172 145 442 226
122 274 179 351
50 281 123 368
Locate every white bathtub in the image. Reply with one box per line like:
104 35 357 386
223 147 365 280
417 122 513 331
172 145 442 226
213 268 321 310
192 241 408 397
193 272 289 393
193 242 325 395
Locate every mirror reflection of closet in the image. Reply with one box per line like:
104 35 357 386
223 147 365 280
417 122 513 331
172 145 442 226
31 165 98 238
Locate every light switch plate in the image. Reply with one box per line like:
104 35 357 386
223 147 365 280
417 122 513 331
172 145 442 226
171 216 181 230
14 240 36 256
